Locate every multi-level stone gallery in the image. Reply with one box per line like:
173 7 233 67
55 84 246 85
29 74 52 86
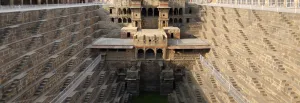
0 0 300 103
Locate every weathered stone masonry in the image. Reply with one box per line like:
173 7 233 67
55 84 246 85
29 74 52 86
198 5 300 103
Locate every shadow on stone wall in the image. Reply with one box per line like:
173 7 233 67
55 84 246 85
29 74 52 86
95 8 122 38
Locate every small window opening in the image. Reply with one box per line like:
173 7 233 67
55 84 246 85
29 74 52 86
186 18 190 23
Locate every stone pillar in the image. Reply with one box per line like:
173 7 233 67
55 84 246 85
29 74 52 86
38 0 41 4
10 0 14 5
265 0 269 7
125 66 140 96
160 67 174 95
295 0 298 8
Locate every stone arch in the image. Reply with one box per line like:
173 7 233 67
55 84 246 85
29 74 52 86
169 8 173 16
118 18 122 23
154 8 159 16
141 8 147 16
179 18 182 23
123 8 127 14
128 18 132 23
127 8 131 14
179 8 183 15
163 21 166 27
174 8 178 15
137 49 144 59
156 49 163 59
171 33 174 38
148 8 153 16
146 49 155 59
110 9 113 14
174 18 178 23
118 8 122 15
169 18 173 24
189 8 192 14
41 0 47 4
123 18 127 23
135 21 138 27
111 18 114 22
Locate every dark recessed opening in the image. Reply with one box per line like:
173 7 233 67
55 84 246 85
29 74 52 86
111 18 114 22
127 32 131 38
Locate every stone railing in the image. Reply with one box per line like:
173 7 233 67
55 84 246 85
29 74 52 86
50 54 102 103
190 0 300 13
198 54 249 103
0 3 105 13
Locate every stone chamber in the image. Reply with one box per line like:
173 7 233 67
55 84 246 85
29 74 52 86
0 0 300 103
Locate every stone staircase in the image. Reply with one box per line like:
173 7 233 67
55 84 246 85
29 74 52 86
106 72 116 85
195 73 203 85
10 12 22 24
279 12 293 27
83 76 91 88
109 84 118 99
233 8 241 17
251 78 268 96
236 19 244 28
257 23 269 35
49 41 60 54
34 78 49 96
194 89 204 103
227 60 237 72
0 28 11 44
225 46 234 56
246 58 260 73
222 15 228 23
262 38 276 52
271 56 287 74
65 59 74 72
97 87 107 102
43 57 55 73
211 20 217 27
61 77 72 91
252 10 262 21
229 77 240 91
83 92 92 103
208 92 218 103
67 46 76 56
1 79 19 101
211 49 219 58
210 77 218 88
290 31 300 45
98 72 106 85
64 97 72 103
32 19 45 35
282 82 300 102
238 30 248 40
27 35 41 50
223 24 229 32
241 43 253 55
14 55 30 73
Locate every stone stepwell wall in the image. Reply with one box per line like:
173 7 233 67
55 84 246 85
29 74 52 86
0 5 116 102
198 5 300 103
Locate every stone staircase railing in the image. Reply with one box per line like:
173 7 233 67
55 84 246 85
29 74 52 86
199 54 249 103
